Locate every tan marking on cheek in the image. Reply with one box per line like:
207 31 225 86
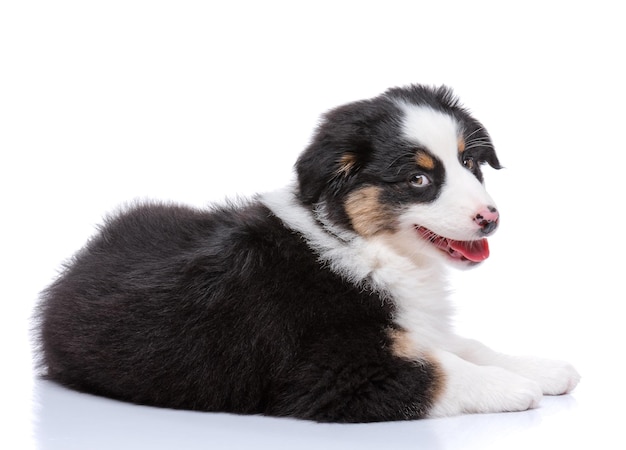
336 153 358 177
344 186 389 236
458 136 466 154
415 151 435 170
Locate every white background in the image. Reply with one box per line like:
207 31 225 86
1 1 624 448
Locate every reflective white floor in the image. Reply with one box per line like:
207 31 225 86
9 300 625 450
20 375 612 450
0 332 620 450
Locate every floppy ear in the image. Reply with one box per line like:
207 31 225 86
484 150 503 170
296 100 385 205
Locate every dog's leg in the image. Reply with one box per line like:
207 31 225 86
447 337 581 395
428 349 543 417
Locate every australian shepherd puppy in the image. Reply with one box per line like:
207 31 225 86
37 85 580 422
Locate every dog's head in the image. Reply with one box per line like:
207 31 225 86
296 84 502 268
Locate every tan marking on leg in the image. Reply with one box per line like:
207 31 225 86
387 329 448 406
344 186 390 236
389 329 420 360
424 352 447 404
415 151 435 170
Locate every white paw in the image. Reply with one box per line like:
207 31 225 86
503 357 581 395
429 352 543 417
463 366 543 414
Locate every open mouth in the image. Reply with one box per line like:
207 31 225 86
415 226 490 263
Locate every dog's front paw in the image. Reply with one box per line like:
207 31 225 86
430 355 544 417
505 357 581 395
469 367 544 414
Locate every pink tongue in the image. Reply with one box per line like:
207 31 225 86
449 239 490 262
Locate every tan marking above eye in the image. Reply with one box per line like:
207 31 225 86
415 151 435 170
458 137 466 153
336 153 358 176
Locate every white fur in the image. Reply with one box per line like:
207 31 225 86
430 337 580 416
399 104 460 158
261 185 373 286
428 349 544 416
398 103 497 241
395 105 579 409
449 337 582 396
260 104 580 417
261 185 455 350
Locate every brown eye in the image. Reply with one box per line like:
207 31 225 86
464 157 475 170
409 174 431 188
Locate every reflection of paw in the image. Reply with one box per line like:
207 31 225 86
504 357 581 395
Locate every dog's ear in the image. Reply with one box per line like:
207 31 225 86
484 150 502 170
296 99 388 205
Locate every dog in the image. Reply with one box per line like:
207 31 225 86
37 84 580 422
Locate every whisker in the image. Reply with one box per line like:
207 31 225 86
463 127 485 141
385 148 420 176
464 140 492 147
465 136 492 145
464 142 494 151
464 137 494 150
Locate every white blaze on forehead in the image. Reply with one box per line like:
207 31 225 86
395 102 497 242
397 103 461 162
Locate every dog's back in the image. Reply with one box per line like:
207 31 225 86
38 201 441 421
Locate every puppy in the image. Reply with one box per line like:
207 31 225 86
37 84 580 422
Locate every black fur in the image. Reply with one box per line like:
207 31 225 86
296 85 499 231
36 84 497 422
38 202 439 422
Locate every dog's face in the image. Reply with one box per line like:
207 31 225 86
296 85 502 268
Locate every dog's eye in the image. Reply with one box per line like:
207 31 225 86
409 174 431 188
463 157 475 170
